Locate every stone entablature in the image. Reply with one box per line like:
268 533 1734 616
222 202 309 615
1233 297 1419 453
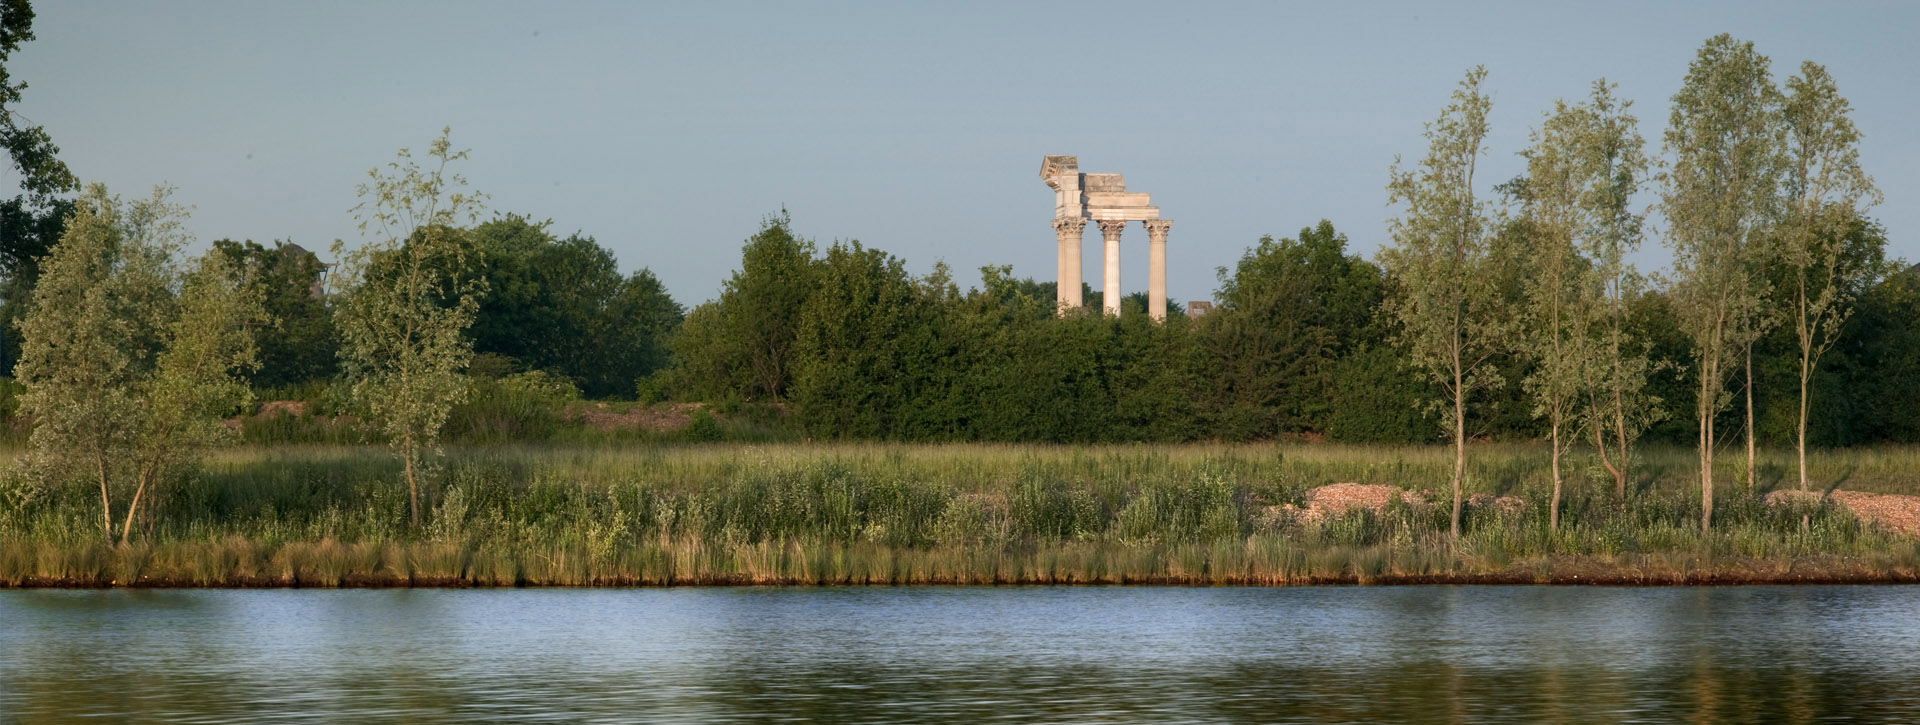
1042 156 1171 319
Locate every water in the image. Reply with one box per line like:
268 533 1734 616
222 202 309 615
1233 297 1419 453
4 586 1920 722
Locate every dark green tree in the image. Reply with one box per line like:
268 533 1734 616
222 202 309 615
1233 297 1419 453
668 213 816 403
789 240 928 438
1200 220 1384 439
0 0 72 203
1 1 77 378
1841 262 1920 443
210 239 337 389
467 214 681 397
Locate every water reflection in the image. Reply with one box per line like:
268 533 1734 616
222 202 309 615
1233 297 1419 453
5 586 1920 722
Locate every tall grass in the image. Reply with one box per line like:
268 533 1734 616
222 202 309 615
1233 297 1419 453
2 442 1918 586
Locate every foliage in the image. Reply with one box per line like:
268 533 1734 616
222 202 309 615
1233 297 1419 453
0 0 74 203
467 214 682 398
210 239 337 389
331 128 485 527
0 194 70 373
790 241 940 439
1514 79 1660 525
0 1 76 378
1777 60 1883 491
1200 221 1382 439
1662 34 1785 528
1324 343 1435 444
668 212 816 403
1381 66 1509 536
13 184 262 544
445 370 581 443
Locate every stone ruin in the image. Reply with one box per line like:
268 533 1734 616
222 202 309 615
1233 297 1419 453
1041 155 1171 320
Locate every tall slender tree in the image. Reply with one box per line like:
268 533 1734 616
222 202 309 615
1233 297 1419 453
332 128 486 528
1516 95 1598 531
1567 82 1660 501
1382 67 1508 537
1779 61 1881 492
1662 35 1784 529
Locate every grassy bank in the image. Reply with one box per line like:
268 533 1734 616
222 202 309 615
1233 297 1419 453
3 443 1918 586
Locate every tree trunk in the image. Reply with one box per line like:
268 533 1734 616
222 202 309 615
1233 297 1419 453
1592 412 1622 499
1798 350 1811 493
120 469 153 548
1745 343 1756 494
1549 421 1562 531
405 436 421 528
1614 389 1630 499
1700 355 1716 532
1451 374 1465 539
97 454 113 543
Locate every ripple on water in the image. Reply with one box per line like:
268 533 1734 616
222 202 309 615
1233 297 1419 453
4 586 1920 722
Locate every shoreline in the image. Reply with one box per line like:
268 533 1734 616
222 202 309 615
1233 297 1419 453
8 566 1919 589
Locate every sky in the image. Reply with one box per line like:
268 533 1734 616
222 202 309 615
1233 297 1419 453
10 1 1917 306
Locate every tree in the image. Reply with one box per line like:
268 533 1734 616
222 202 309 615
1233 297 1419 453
1516 80 1660 525
667 213 816 403
1844 259 1920 443
121 253 263 543
210 239 337 389
1381 67 1508 537
1 1 78 377
789 240 926 438
0 0 73 203
1515 119 1588 530
1778 61 1882 492
1202 221 1380 439
15 184 261 544
331 128 485 528
0 194 70 373
1565 82 1661 500
467 215 682 397
1662 35 1784 529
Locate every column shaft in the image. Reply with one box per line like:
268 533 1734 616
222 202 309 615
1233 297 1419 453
1098 220 1127 316
1052 218 1086 314
1145 220 1172 322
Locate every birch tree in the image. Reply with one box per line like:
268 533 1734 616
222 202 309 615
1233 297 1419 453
1779 61 1880 492
118 253 263 544
332 128 486 528
1382 67 1507 537
1516 96 1595 531
15 184 261 544
1530 81 1661 503
1662 35 1783 530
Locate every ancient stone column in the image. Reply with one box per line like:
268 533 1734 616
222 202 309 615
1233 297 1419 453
1098 220 1127 316
1052 218 1086 313
1144 220 1171 322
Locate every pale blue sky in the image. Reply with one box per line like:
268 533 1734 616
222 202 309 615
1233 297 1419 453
11 1 1916 305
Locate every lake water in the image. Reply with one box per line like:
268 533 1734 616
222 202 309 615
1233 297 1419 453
4 586 1920 722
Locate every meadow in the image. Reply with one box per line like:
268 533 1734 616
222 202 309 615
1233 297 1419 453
3 442 1918 587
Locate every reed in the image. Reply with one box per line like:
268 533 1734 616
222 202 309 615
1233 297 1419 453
2 442 1918 586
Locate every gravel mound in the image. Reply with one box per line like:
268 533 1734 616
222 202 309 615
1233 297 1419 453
1765 489 1920 537
1269 483 1527 524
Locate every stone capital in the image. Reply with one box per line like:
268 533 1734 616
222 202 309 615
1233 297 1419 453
1052 217 1086 235
1096 219 1129 239
1143 219 1172 240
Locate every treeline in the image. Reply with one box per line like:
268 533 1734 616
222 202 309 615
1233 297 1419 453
194 214 683 400
659 211 1917 449
667 215 1432 443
